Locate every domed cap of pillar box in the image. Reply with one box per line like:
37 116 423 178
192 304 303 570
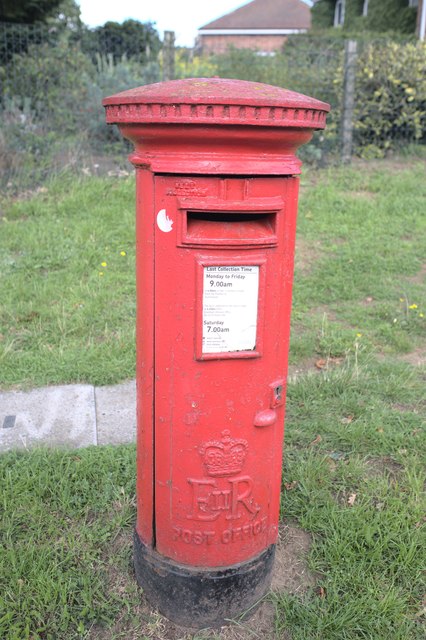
103 77 329 130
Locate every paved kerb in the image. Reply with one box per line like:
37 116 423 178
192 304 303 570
0 381 136 452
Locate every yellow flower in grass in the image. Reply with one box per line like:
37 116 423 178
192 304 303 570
409 304 418 310
120 251 126 256
356 333 362 338
99 272 104 277
101 261 107 267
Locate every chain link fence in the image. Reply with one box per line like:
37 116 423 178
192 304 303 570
200 36 344 164
0 21 163 192
1 22 425 193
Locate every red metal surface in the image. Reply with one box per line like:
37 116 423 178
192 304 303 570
103 77 329 127
151 175 298 566
103 78 330 176
104 78 329 568
134 168 155 544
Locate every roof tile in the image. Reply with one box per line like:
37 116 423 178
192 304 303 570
200 0 311 31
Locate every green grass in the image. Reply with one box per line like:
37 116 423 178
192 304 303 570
278 362 425 639
0 364 424 639
1 161 425 388
0 173 136 387
0 447 137 639
0 158 425 638
290 160 426 364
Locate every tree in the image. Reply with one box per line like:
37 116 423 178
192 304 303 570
81 19 161 64
365 0 417 33
46 0 83 32
0 0 63 23
311 0 417 34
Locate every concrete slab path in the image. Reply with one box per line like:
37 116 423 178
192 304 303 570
0 380 136 453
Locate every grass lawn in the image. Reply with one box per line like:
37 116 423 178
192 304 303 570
0 158 425 639
0 174 136 388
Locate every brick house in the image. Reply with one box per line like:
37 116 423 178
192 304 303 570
197 0 312 55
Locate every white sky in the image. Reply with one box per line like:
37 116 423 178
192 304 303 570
76 0 249 48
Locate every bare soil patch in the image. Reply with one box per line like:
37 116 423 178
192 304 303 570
309 305 338 323
288 353 344 382
405 263 426 286
364 456 403 481
392 401 425 414
287 357 319 381
399 347 426 367
294 237 322 276
344 190 377 200
359 295 377 307
89 523 316 640
271 523 318 595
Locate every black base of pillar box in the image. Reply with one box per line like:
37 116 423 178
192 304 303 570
133 530 275 628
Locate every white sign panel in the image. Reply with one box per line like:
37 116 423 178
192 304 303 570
202 266 259 354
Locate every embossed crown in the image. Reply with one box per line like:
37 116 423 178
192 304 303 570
199 430 248 477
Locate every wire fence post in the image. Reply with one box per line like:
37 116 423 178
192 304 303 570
163 31 175 81
341 39 358 164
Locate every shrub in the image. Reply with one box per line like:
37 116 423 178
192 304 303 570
174 49 218 79
83 53 161 147
0 42 161 189
312 0 417 35
212 43 342 163
349 41 425 156
2 39 94 133
0 96 91 191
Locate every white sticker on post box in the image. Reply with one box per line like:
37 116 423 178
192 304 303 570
202 266 259 354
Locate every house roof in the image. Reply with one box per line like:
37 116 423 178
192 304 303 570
200 0 312 31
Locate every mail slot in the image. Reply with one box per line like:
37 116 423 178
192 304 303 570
103 78 329 627
185 211 277 244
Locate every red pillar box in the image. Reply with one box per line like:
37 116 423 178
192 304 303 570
103 79 329 628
